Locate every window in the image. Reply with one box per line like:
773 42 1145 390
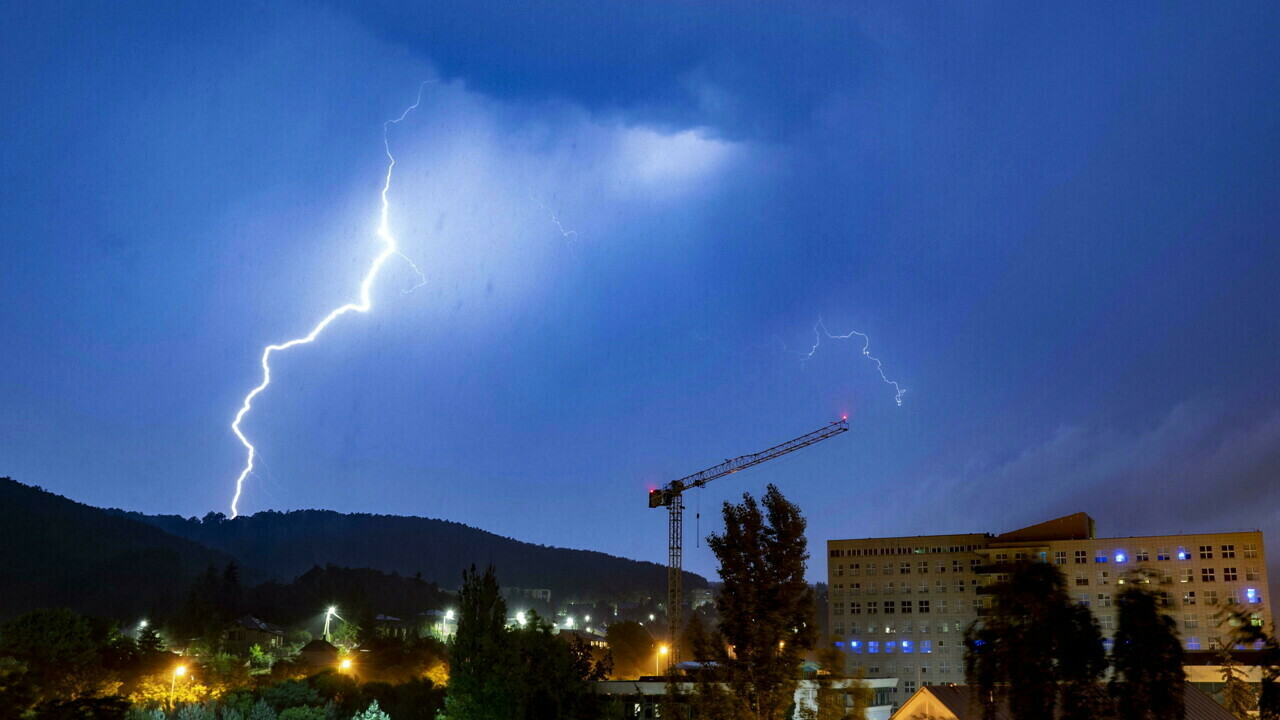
1183 591 1196 605
1075 572 1089 586
866 564 876 576
834 602 845 616
1178 547 1191 560
1202 568 1216 582
868 641 879 654
922 640 932 653
1160 571 1174 585
1228 590 1241 605
901 562 912 575
1205 590 1219 605
1245 543 1259 558
1075 550 1088 564
902 583 912 594
1209 637 1222 651
883 562 893 574
850 602 862 615
1101 615 1114 631
938 599 949 612
1184 613 1199 629
867 601 878 615
955 579 966 593
885 641 896 654
867 582 877 594
903 680 916 693
1015 552 1028 561
935 580 946 592
1224 568 1238 582
834 624 845 635
951 560 962 572
1095 551 1108 563
918 581 929 594
1247 568 1261 581
1181 569 1194 583
1137 548 1150 562
1078 593 1091 607
1157 547 1170 561
849 623 859 635
919 600 930 613
971 559 981 570
884 601 896 615
850 564 860 576
1222 545 1236 559
918 561 929 574
1055 550 1067 565
1187 636 1201 650
936 563 946 574
902 621 913 633
1098 571 1110 585
1097 593 1112 608
994 553 1008 563
834 564 844 577
902 601 913 614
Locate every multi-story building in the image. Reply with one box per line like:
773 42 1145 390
826 513 1270 694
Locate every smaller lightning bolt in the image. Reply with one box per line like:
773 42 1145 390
536 200 577 240
228 82 431 518
801 318 907 406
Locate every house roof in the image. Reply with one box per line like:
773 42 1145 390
896 684 1236 720
231 615 285 635
300 639 339 654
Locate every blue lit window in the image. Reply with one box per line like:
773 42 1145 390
1115 552 1127 563
851 641 862 654
886 641 896 654
1247 589 1261 604
868 641 879 654
1178 547 1190 561
902 641 913 654
922 640 932 653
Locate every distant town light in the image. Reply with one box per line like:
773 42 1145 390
585 615 591 624
649 614 655 621
139 619 148 629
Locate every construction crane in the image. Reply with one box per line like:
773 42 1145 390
647 418 849 665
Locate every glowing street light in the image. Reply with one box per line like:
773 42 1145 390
323 606 342 643
656 645 669 676
170 665 187 709
339 658 352 671
516 612 527 627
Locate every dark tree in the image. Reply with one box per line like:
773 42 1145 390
603 620 655 679
507 614 610 720
443 565 515 720
963 561 1109 720
1110 583 1184 720
0 608 106 703
703 484 817 720
1220 607 1277 719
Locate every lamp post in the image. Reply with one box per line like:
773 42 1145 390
169 665 187 710
444 610 454 638
656 645 669 676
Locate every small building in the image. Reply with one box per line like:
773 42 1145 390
890 684 1237 720
556 628 608 648
224 615 285 655
299 639 340 668
593 678 897 720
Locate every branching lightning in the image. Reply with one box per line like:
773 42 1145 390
797 318 907 406
228 83 430 518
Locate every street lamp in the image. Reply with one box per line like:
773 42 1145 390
339 658 352 671
169 665 187 709
656 645 669 676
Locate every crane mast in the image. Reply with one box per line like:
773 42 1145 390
647 418 849 667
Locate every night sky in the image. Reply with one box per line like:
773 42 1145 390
4 2 1280 583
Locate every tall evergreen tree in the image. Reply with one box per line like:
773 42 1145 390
442 565 514 720
702 484 817 720
1217 647 1257 720
1110 583 1184 720
1220 607 1278 720
963 561 1110 720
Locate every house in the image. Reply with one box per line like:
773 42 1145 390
299 639 340 667
556 628 608 648
890 684 1237 720
224 615 285 655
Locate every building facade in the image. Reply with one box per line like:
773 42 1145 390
827 513 1270 694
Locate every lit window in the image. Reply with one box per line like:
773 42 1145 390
1183 591 1196 605
1181 569 1194 583
1187 636 1201 650
1178 547 1190 561
1095 552 1108 563
1248 589 1261 604
851 641 862 654
902 640 914 654
1078 593 1091 607
868 641 879 654
922 640 932 653
885 641 896 654
1115 552 1127 563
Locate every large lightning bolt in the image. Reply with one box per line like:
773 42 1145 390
227 83 430 518
801 318 907 406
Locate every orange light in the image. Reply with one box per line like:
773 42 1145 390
174 665 187 677
340 658 352 670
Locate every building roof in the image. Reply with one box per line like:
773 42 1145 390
995 513 1095 543
894 684 1236 720
231 615 285 635
300 639 339 654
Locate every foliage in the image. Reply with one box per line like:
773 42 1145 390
964 562 1110 720
248 699 277 720
261 679 322 710
0 655 35 717
127 671 213 709
602 620 654 679
248 645 273 670
442 565 513 720
30 695 131 720
1217 648 1257 720
277 707 327 720
700 484 817 720
1110 581 1185 720
175 704 218 720
351 701 391 720
1220 606 1279 719
0 608 114 703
